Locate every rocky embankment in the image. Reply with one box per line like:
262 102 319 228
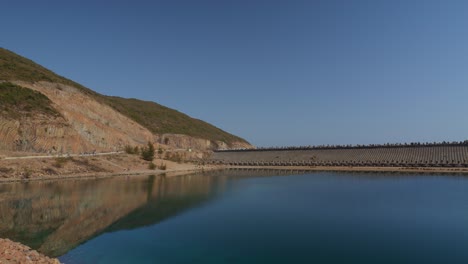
0 238 60 264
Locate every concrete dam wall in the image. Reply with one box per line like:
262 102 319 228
210 145 468 167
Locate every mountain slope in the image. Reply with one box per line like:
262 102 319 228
0 48 250 152
102 96 246 145
0 81 99 152
0 48 97 96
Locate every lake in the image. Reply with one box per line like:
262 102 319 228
1 170 468 263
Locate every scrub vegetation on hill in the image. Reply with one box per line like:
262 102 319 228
0 48 97 97
0 48 248 146
0 82 61 118
102 96 246 144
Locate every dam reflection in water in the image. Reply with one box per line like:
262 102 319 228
0 172 229 257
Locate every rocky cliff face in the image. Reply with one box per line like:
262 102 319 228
0 81 249 153
13 81 154 153
157 133 252 150
0 81 153 153
0 114 94 153
0 81 98 153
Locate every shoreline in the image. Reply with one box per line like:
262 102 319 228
2 164 468 184
0 166 222 183
0 153 219 183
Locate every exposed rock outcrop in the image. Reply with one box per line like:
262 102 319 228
0 114 95 153
14 81 155 152
157 133 252 150
0 80 251 154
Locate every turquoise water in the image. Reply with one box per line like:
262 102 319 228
1 171 468 263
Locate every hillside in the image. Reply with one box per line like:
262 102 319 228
0 82 61 119
102 96 246 145
0 48 250 152
0 48 97 96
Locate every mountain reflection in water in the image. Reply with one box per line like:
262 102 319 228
0 173 227 257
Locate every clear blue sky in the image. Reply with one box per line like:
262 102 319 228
2 0 468 147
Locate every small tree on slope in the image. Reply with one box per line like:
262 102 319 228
141 142 155 161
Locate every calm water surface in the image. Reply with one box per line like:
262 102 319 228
1 170 468 263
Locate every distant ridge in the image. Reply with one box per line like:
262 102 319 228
0 48 249 148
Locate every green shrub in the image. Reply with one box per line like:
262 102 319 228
148 162 156 170
140 142 155 161
124 145 139 154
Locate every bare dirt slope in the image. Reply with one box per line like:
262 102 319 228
14 81 154 153
0 80 251 154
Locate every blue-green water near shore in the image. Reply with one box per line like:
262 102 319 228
1 170 468 263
